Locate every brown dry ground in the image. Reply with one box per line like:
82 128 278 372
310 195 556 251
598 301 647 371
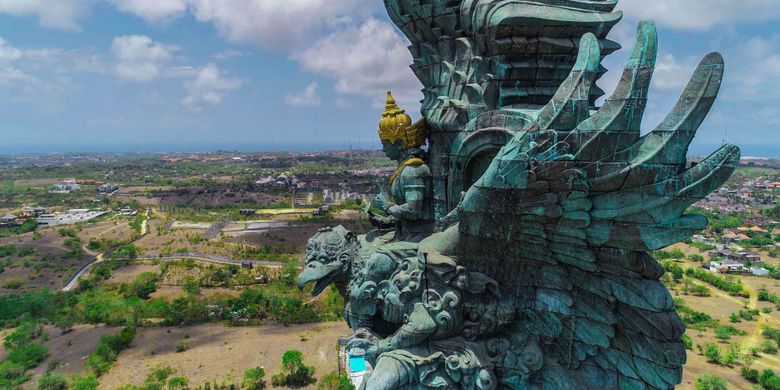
13 179 62 186
150 285 242 300
97 321 351 389
104 263 161 285
114 188 281 208
19 325 122 389
0 325 120 389
76 220 136 248
0 229 94 295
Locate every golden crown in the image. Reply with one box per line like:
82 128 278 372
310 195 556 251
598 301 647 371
378 91 428 149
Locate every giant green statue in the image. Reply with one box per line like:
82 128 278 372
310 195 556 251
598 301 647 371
298 1 740 389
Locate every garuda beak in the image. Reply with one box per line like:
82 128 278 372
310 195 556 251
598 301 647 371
296 263 342 297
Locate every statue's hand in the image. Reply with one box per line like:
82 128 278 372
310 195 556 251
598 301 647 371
368 210 397 229
347 328 381 356
366 338 393 364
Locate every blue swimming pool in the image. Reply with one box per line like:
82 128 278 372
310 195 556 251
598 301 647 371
349 356 367 373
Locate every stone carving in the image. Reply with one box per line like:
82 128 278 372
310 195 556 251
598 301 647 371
297 1 740 388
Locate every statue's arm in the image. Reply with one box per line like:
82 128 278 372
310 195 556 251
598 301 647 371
386 166 428 220
381 303 436 352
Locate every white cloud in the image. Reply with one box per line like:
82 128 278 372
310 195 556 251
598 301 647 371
109 0 381 51
294 18 420 109
0 67 37 85
213 49 246 60
284 82 321 108
111 35 175 82
108 0 188 24
106 0 418 108
189 0 381 50
0 38 21 62
0 0 88 31
724 36 780 100
652 53 698 92
181 63 243 110
618 0 780 31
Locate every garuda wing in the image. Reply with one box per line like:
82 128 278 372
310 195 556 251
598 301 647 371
454 21 739 389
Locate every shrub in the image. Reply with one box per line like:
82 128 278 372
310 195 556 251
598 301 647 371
688 254 705 262
742 367 760 383
0 360 27 383
695 374 727 390
761 369 780 390
271 373 286 387
7 343 49 369
87 239 102 251
0 290 57 326
58 228 77 238
763 340 780 355
168 376 189 389
110 244 139 260
70 374 98 390
690 284 710 297
681 334 693 350
38 372 68 390
120 272 159 299
2 279 23 289
175 341 189 353
4 319 43 348
86 326 136 376
242 367 266 390
704 343 721 363
765 327 780 345
318 372 354 390
715 325 746 340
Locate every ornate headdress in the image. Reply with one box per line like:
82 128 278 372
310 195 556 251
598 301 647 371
378 91 428 149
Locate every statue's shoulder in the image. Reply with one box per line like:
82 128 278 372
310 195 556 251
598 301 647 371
401 160 431 177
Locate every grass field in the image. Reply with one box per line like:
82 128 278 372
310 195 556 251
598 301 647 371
97 322 350 389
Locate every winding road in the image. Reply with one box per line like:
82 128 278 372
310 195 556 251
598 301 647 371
61 209 149 292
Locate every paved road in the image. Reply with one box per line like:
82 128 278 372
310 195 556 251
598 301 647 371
130 254 287 269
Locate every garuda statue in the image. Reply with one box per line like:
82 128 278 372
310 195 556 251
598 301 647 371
298 1 740 389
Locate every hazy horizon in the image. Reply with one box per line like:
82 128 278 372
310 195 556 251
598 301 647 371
0 142 778 159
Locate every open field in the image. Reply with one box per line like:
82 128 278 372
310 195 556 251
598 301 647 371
98 322 350 389
669 242 780 389
0 229 94 294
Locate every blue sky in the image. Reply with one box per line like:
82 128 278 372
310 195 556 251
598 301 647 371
0 0 778 156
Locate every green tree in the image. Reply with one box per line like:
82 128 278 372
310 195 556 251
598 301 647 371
274 349 315 387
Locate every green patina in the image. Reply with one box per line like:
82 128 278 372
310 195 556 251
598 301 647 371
297 1 740 389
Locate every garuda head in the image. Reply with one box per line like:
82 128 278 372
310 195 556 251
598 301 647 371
296 226 359 296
